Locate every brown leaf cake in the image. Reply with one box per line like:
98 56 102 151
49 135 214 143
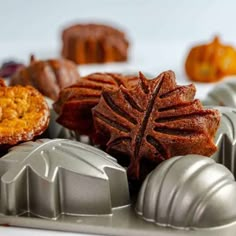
0 80 50 147
92 71 220 179
53 72 138 135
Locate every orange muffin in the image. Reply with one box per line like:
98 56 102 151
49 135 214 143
185 36 236 82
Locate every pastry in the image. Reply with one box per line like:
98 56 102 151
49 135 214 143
92 71 221 180
0 60 24 78
61 23 129 64
10 55 80 100
0 80 49 147
185 36 236 82
53 72 138 136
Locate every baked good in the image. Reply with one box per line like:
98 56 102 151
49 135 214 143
92 71 220 180
61 23 129 64
10 55 80 100
53 72 138 136
185 36 236 82
0 60 24 78
0 80 49 147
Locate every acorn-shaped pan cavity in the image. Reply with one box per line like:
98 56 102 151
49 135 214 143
203 80 236 106
136 155 236 229
0 139 130 219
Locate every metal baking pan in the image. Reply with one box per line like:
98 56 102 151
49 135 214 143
1 106 236 235
203 79 236 107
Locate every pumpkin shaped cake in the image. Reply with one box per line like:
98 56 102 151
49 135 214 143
185 36 236 82
10 55 80 100
62 23 129 64
0 80 49 147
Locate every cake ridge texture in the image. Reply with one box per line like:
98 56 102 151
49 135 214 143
10 55 80 101
61 23 129 64
54 72 138 135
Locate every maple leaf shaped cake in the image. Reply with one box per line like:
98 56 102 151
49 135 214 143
92 71 221 179
53 72 138 135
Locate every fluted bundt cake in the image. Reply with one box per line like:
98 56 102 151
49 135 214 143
185 36 236 82
61 23 129 64
10 55 80 100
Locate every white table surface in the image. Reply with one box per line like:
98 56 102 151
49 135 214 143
0 227 99 236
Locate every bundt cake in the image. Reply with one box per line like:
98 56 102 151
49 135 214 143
61 23 129 64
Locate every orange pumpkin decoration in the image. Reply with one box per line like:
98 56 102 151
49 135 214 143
10 55 80 100
185 37 236 82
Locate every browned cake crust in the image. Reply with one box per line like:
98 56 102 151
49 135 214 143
53 72 138 135
62 23 129 64
0 80 50 146
92 71 221 180
10 55 80 101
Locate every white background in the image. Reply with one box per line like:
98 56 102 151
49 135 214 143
1 0 236 98
1 0 236 43
0 0 236 235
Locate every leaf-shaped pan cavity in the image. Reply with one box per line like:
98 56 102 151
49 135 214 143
136 155 236 229
92 70 221 180
0 139 130 219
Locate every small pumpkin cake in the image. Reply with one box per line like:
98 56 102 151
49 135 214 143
0 80 49 147
53 72 138 136
185 36 236 82
10 55 80 100
61 23 129 64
